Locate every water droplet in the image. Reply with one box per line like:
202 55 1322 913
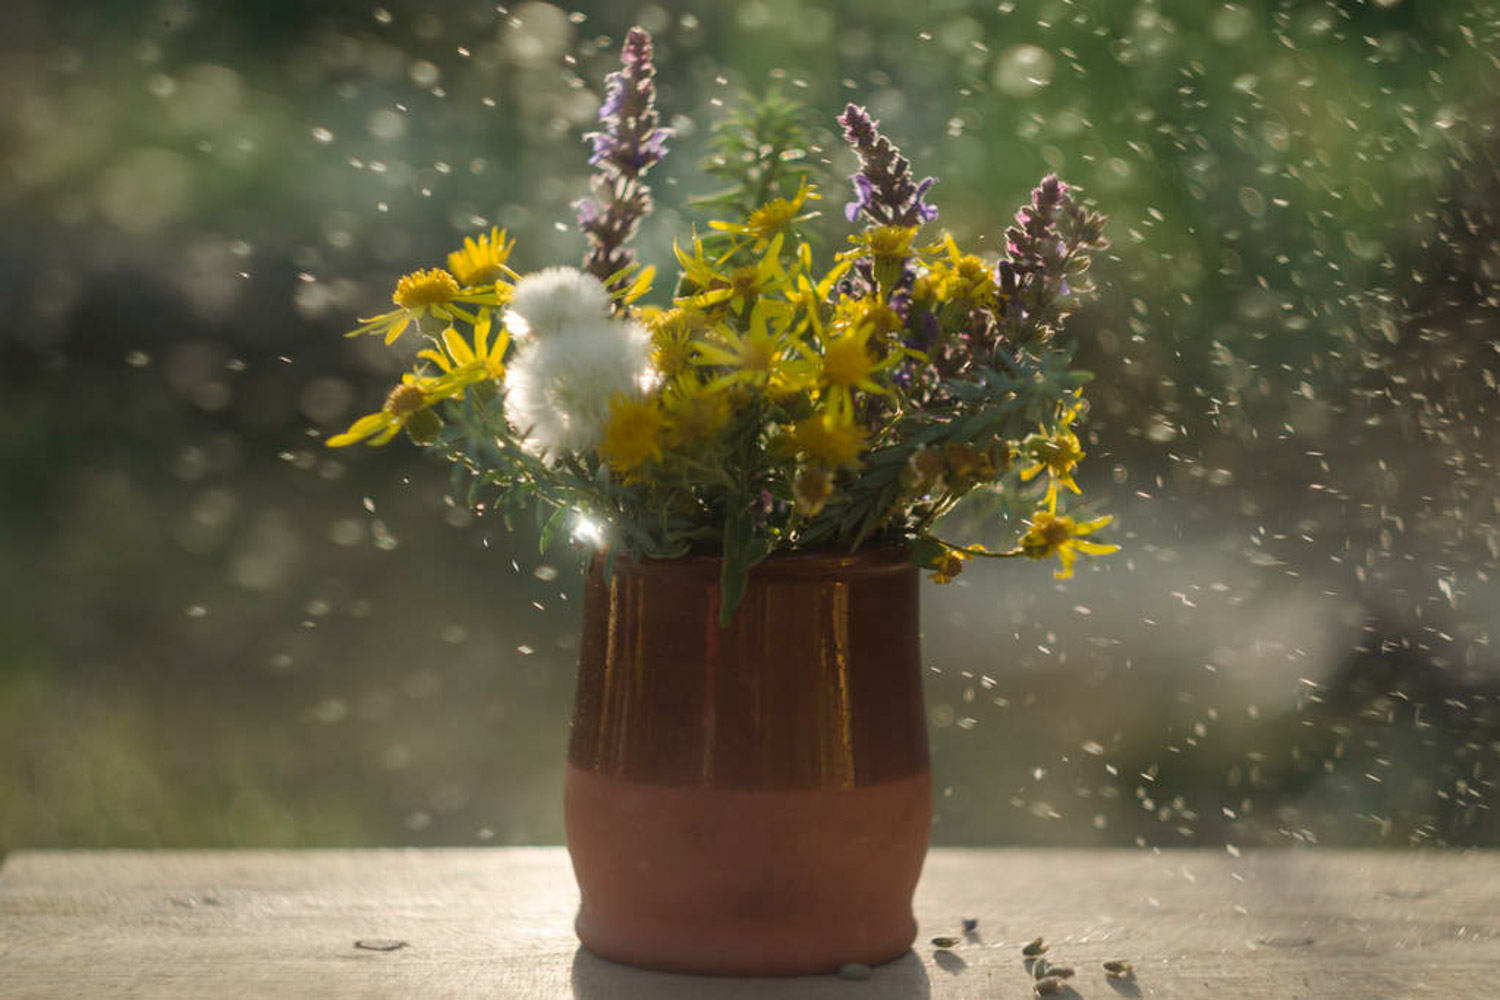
993 44 1055 97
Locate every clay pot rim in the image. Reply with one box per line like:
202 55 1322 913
600 544 914 580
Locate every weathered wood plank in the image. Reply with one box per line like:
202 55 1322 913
1 848 1495 998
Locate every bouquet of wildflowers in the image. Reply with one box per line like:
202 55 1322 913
331 27 1117 620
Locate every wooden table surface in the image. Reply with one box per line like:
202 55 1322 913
1 847 1495 998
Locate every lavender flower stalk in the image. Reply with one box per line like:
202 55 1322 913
837 104 938 227
575 27 673 290
995 175 1108 349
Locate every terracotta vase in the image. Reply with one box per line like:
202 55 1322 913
564 547 932 976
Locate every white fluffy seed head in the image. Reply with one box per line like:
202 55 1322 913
503 318 654 461
505 266 613 339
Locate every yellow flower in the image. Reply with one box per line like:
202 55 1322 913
782 244 852 339
843 224 918 291
709 180 821 252
693 300 812 398
1019 508 1119 579
926 544 982 584
817 318 898 414
676 233 786 314
831 294 903 346
347 267 475 345
644 307 711 380
417 310 510 384
447 227 517 287
846 224 918 260
790 409 867 468
1019 396 1087 507
662 376 732 447
916 234 996 314
326 371 464 447
599 393 665 474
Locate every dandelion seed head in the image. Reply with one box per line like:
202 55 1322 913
505 266 613 339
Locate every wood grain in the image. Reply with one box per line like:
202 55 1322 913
1 848 1496 998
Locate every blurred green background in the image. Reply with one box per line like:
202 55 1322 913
3 0 1498 853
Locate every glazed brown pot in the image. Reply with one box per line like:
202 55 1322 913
564 547 932 976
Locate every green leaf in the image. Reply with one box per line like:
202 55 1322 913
718 502 770 627
539 505 569 554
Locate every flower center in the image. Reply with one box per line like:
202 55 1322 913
384 383 427 418
746 200 798 237
865 224 915 259
739 334 774 372
728 266 763 298
1042 519 1072 548
393 268 460 309
822 336 874 388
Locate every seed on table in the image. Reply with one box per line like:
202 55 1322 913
1022 936 1049 956
1104 958 1134 977
930 936 960 949
1034 975 1065 995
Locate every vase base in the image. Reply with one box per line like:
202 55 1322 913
565 764 931 977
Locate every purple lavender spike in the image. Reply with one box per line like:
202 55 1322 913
991 173 1108 350
837 103 938 228
576 27 673 289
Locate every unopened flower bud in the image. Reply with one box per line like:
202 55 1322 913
404 407 443 445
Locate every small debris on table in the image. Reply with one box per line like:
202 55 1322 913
961 917 979 933
1022 936 1049 956
837 962 873 980
353 939 407 952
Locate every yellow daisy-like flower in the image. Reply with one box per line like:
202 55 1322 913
644 307 711 380
926 543 984 584
919 234 996 310
790 409 867 468
417 310 510 384
818 318 898 415
830 294 904 348
781 243 851 339
842 224 919 291
662 376 733 448
1019 396 1087 508
709 180 821 252
394 268 460 310
1019 508 1119 579
347 267 476 346
326 371 464 448
599 393 666 475
447 227 517 287
845 224 918 261
693 301 812 398
676 233 786 314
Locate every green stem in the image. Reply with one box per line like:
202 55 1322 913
936 538 1024 560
